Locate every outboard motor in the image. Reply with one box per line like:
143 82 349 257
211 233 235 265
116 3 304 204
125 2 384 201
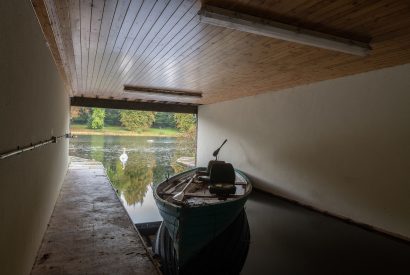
207 160 225 174
198 139 228 181
209 162 235 184
200 139 237 195
212 139 227 160
207 139 228 174
209 163 236 195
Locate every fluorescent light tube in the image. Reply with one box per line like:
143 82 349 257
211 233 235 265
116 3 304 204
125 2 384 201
199 6 371 56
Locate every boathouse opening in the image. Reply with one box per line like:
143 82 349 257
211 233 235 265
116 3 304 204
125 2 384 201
1 0 410 274
69 105 197 235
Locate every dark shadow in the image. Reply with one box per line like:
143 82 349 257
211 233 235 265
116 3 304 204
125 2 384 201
155 209 250 275
242 190 410 275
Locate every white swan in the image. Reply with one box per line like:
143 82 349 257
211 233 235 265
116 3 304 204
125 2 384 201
119 148 128 170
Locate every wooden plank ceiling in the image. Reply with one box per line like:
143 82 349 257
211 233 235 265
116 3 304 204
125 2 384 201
41 0 410 105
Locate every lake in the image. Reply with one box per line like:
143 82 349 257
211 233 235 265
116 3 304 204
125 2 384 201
69 135 196 224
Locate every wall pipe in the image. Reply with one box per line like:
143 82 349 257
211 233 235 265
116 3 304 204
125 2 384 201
0 133 72 160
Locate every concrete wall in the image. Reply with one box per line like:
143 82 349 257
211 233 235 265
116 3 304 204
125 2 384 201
197 64 410 239
0 1 70 274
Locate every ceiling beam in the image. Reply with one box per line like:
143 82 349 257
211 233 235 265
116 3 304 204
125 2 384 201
70 97 198 114
124 85 203 98
199 5 371 56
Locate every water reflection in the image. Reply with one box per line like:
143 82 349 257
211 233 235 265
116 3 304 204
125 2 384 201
69 135 195 223
108 150 154 205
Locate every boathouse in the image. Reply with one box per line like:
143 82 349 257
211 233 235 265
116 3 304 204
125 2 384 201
1 1 409 274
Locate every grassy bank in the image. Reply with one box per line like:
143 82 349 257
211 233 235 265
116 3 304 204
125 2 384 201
70 124 180 137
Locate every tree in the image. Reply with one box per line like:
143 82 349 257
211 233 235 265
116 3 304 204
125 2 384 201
120 110 155 132
87 108 105 129
71 107 91 124
104 109 121 126
174 113 196 133
152 112 176 128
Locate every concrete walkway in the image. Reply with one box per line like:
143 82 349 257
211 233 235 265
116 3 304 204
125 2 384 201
31 157 159 274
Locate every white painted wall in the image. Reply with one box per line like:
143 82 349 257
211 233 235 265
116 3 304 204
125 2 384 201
198 64 410 239
0 1 69 274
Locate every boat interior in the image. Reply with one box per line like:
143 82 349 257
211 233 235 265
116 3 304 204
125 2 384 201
157 165 251 206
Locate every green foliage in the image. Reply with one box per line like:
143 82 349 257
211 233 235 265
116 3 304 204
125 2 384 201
71 107 91 124
152 112 176 128
87 108 105 129
120 110 155 132
104 109 121 126
107 151 155 205
174 113 196 133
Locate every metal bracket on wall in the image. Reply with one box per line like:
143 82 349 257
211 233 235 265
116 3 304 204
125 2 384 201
0 133 72 160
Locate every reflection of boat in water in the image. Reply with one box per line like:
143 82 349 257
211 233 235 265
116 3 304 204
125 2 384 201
155 208 250 275
119 148 128 170
176 156 195 167
154 166 252 268
153 140 252 272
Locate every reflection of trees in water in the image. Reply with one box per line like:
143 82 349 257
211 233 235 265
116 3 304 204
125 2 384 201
90 135 105 162
171 137 196 174
151 137 196 185
171 162 186 175
107 151 155 206
80 135 196 205
152 164 171 186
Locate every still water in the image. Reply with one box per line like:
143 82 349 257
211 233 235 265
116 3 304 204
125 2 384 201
69 135 195 224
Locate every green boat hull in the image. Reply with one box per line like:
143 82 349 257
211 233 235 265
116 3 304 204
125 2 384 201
154 168 252 267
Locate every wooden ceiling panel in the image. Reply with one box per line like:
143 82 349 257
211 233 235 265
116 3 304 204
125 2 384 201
107 0 203 97
36 0 410 104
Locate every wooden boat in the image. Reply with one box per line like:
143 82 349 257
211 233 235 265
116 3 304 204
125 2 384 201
153 165 252 268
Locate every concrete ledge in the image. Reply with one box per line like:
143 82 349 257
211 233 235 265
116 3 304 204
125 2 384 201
31 157 158 274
